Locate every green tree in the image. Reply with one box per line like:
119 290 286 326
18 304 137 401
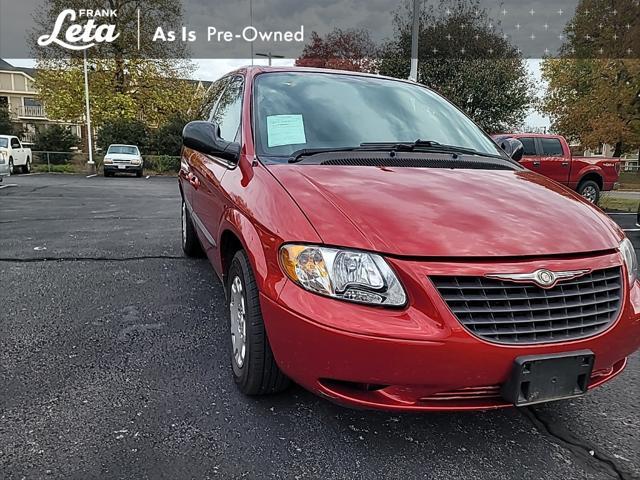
378 0 534 132
97 119 148 152
540 0 640 155
0 103 21 136
148 113 194 156
34 124 79 152
30 0 204 128
295 29 378 72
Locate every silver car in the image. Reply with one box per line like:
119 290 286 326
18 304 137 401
0 149 10 180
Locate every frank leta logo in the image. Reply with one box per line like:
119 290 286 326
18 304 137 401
37 9 119 51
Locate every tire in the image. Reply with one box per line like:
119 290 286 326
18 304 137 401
8 157 14 175
227 250 290 395
103 170 112 177
578 179 600 204
22 157 31 174
181 199 203 257
136 169 143 178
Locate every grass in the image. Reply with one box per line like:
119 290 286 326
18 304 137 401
617 172 640 191
599 195 638 213
33 164 78 173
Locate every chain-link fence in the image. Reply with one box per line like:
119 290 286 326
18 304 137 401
29 151 180 175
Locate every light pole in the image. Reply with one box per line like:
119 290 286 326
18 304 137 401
408 0 420 82
249 0 254 65
255 52 285 66
83 49 94 166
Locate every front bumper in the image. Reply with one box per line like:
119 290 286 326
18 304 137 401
262 250 640 411
104 164 142 172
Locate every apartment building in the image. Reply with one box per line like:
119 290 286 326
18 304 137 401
0 59 83 145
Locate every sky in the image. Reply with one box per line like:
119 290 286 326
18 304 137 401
6 57 551 129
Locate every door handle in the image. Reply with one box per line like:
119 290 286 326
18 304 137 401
533 161 540 167
562 161 569 167
189 175 200 189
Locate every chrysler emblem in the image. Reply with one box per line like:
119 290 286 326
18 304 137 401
486 269 591 289
536 269 555 287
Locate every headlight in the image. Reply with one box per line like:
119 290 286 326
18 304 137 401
131 159 141 165
104 157 113 164
279 244 406 306
619 238 637 284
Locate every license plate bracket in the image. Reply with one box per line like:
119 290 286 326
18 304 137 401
501 350 595 406
118 164 126 169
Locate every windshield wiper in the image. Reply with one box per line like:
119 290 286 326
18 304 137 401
288 147 362 163
288 140 503 163
360 140 504 159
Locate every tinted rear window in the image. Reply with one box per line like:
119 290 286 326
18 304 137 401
519 137 537 156
540 138 564 156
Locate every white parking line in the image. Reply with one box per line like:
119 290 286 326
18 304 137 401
86 174 98 178
0 183 17 189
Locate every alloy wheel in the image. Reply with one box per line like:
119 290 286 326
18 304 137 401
581 185 597 203
229 275 247 368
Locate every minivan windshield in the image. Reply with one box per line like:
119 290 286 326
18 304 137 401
108 145 139 155
253 72 503 161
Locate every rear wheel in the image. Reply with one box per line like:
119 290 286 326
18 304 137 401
228 250 290 395
181 199 203 257
578 180 600 204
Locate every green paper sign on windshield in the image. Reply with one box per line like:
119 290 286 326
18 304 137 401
267 114 307 147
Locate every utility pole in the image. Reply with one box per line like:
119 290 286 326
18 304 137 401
408 0 420 82
255 52 285 66
83 49 94 166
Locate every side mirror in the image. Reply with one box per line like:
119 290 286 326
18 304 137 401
498 137 524 162
182 121 240 164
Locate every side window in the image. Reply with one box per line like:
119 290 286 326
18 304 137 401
212 76 244 142
201 77 229 122
10 138 20 148
540 138 564 156
518 137 537 156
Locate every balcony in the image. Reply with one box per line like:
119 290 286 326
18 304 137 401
13 105 47 119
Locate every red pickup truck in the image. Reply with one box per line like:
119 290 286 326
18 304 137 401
493 134 620 203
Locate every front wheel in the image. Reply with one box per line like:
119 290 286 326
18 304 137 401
578 180 600 204
228 250 290 395
22 157 31 174
8 157 14 175
181 199 203 257
136 169 143 178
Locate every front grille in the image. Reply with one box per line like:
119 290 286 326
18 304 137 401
431 267 622 344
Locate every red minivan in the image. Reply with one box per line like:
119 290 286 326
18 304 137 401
179 66 640 411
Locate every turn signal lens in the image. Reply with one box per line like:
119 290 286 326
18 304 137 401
279 244 406 306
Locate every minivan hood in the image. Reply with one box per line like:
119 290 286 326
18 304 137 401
269 165 623 257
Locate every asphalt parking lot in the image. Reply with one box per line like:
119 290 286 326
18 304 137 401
1 173 639 480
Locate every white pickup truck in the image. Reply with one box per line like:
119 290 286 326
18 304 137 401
0 135 32 174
